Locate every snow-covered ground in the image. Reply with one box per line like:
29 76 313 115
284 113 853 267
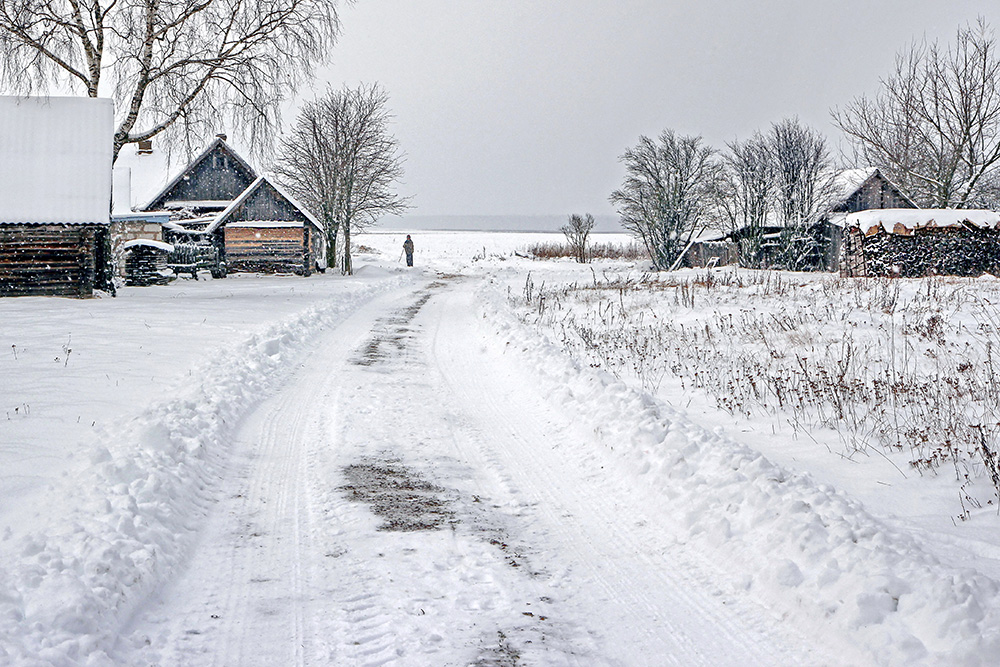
1 230 998 665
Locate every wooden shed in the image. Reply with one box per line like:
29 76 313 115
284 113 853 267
828 168 916 215
206 176 324 275
840 209 1000 277
0 96 115 298
687 168 919 271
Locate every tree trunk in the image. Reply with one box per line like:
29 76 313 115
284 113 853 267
342 224 353 275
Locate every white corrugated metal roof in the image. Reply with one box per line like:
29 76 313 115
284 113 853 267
0 95 113 225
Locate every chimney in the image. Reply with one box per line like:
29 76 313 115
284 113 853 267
216 133 227 142
137 139 153 154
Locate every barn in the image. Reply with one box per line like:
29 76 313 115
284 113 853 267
0 96 115 298
683 168 917 271
205 176 324 275
840 209 1000 278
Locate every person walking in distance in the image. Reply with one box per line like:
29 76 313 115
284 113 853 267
403 235 415 267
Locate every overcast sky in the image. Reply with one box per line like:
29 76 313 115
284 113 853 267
312 1 1000 217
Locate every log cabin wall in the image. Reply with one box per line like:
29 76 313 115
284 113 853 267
224 226 306 274
215 178 319 275
0 224 102 297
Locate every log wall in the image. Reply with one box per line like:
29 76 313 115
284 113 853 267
0 224 101 297
224 226 306 274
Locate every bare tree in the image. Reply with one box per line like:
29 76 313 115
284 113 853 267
769 118 836 227
766 118 838 270
274 84 409 275
0 0 342 161
560 213 595 263
610 130 722 270
834 20 1000 208
717 132 773 266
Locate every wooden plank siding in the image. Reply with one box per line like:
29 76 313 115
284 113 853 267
144 140 257 213
224 226 307 274
0 225 101 297
831 174 915 214
212 177 320 275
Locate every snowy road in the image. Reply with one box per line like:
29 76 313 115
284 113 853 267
110 275 831 666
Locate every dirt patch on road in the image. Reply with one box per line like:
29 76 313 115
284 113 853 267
340 458 455 531
352 291 433 366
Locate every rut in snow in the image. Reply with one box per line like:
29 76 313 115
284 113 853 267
352 290 434 366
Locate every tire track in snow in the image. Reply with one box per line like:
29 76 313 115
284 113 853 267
317 277 601 664
429 282 823 666
112 282 431 666
114 273 816 665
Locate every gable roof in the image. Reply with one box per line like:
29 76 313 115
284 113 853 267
206 176 323 234
829 168 917 213
0 95 113 225
142 137 257 211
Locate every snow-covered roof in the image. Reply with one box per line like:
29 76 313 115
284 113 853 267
111 211 171 224
227 221 307 228
0 95 113 225
831 168 878 204
112 144 172 213
122 239 174 252
206 176 323 234
846 208 1000 235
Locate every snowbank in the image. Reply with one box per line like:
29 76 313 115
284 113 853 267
0 277 407 664
476 279 1000 666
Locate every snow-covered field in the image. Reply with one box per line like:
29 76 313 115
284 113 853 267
1 229 998 665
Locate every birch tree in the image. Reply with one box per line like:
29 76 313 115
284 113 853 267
274 84 409 275
0 0 342 161
610 130 721 270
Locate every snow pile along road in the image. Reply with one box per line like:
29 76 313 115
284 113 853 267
478 278 1000 666
0 279 404 664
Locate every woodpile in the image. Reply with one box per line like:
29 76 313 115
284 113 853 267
123 242 174 286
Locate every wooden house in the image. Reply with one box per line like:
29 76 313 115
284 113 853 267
142 135 257 215
840 209 1000 277
0 96 115 298
205 176 324 275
